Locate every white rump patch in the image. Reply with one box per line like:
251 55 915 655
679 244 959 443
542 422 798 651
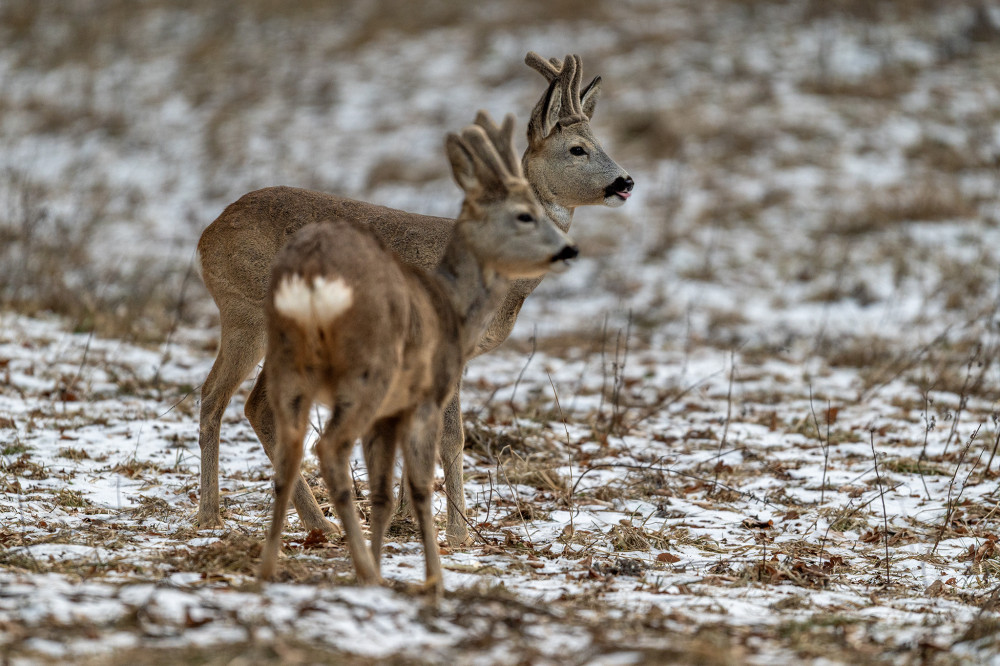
274 274 353 327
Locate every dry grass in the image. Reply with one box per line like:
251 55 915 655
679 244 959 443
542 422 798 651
78 642 373 666
829 183 978 236
799 68 917 101
0 168 199 341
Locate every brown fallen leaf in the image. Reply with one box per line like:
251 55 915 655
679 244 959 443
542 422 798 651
741 517 774 530
301 529 329 549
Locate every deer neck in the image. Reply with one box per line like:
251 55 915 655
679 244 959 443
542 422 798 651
524 154 576 233
435 226 509 357
538 195 574 233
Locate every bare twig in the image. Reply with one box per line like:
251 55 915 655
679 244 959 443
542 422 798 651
859 325 954 402
63 329 94 411
917 392 934 501
631 368 724 429
869 429 890 586
984 413 1000 478
440 482 489 546
486 470 494 523
942 348 978 457
547 372 575 539
152 248 200 389
609 313 633 436
508 327 537 416
807 386 831 505
824 400 832 503
712 350 736 495
597 314 610 421
497 445 534 547
932 423 981 555
156 384 199 419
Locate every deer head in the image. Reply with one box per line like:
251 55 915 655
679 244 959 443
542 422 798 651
446 111 577 280
522 52 634 220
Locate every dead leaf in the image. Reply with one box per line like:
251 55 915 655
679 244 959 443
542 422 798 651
741 517 774 530
301 529 329 549
826 406 839 425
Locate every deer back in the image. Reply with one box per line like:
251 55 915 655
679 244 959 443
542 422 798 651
199 187 454 306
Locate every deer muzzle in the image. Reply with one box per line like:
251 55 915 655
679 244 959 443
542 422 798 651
605 175 635 201
552 245 579 263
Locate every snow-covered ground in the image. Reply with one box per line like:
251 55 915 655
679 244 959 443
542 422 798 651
3 1 1000 663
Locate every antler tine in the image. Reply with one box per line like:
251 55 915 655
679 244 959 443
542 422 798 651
552 54 580 117
461 124 510 186
567 54 584 116
575 55 586 113
525 51 561 82
474 110 522 178
500 113 519 173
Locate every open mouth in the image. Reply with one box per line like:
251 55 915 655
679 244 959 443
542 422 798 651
604 177 634 202
549 259 573 274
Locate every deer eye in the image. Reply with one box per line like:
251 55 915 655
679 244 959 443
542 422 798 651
517 213 535 223
570 146 587 156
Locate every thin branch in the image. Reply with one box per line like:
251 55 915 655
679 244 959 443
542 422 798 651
496 445 534 547
870 429 890 586
932 423 981 555
712 350 736 495
917 392 934 501
547 372 576 540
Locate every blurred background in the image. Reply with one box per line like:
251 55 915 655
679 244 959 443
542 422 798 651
2 0 1000 393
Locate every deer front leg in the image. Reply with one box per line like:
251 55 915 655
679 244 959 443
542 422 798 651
404 402 444 599
365 416 404 576
440 391 470 547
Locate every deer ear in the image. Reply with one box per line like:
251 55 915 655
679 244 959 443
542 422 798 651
445 133 478 193
581 76 602 119
539 80 562 138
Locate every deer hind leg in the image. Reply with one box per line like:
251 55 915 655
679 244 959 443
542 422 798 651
364 416 405 576
197 312 265 528
403 402 444 598
258 388 310 581
316 387 385 586
246 373 338 534
440 390 470 547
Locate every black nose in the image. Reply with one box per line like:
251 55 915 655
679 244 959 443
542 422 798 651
605 175 635 197
552 245 579 262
